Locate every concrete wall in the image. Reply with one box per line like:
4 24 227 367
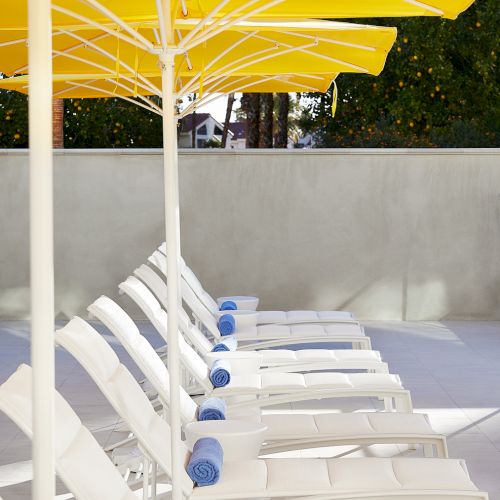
1 148 499 320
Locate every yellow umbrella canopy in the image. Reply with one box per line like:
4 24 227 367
0 20 397 81
0 0 475 31
0 72 338 99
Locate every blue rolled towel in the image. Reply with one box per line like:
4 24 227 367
220 300 237 311
211 336 238 352
218 314 235 336
210 359 231 388
186 437 224 486
198 397 227 421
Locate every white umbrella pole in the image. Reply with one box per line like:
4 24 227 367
161 50 183 500
28 0 55 497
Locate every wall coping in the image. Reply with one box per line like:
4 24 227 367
0 148 499 157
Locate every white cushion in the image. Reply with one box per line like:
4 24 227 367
190 458 481 499
233 323 365 341
257 310 353 324
214 372 403 395
258 348 381 365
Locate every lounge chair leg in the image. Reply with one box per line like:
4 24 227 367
423 443 434 457
143 455 150 500
105 433 136 452
383 397 394 411
151 460 157 500
436 439 449 458
394 394 413 413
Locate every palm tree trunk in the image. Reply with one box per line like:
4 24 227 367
52 98 64 148
276 93 289 148
221 93 235 148
259 93 274 148
242 93 260 148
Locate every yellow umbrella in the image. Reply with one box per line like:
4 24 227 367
0 0 475 31
0 18 396 118
0 20 397 79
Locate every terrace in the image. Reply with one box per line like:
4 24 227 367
1 148 499 499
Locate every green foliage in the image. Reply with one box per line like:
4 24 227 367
203 138 223 148
299 0 499 147
0 90 164 148
0 1 497 149
0 90 28 147
64 97 163 148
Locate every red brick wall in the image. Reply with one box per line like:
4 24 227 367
52 98 64 149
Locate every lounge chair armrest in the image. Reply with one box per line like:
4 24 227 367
216 296 259 311
185 420 267 461
204 351 263 375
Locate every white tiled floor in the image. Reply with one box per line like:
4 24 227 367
0 320 499 499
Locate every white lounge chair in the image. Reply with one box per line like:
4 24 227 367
123 271 385 373
88 295 448 457
62 312 411 413
156 242 356 325
142 260 371 350
0 365 139 500
3 367 485 500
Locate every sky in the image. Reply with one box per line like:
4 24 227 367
181 93 240 123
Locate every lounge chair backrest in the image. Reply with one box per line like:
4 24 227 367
119 277 213 390
180 279 221 339
133 265 214 354
88 296 198 424
181 264 219 314
0 364 137 500
151 248 219 315
55 318 194 496
134 263 167 305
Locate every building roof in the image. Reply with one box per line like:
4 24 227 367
228 122 246 140
179 113 211 133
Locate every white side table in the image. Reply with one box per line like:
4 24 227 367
185 420 268 461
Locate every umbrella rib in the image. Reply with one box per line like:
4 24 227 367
300 47 369 72
75 0 155 51
65 79 162 114
11 32 111 75
179 44 280 94
288 73 332 81
202 41 319 84
199 74 252 95
180 0 261 49
155 0 168 48
205 30 258 71
46 50 164 98
403 0 444 15
177 0 233 49
181 73 323 118
177 30 258 96
279 30 377 52
152 28 161 46
180 0 188 16
104 78 162 106
52 5 152 53
52 78 99 97
273 74 324 91
0 37 27 47
240 31 370 73
56 28 161 95
183 0 285 50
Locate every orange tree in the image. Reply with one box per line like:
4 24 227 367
298 0 499 147
0 90 163 148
